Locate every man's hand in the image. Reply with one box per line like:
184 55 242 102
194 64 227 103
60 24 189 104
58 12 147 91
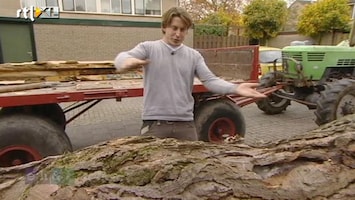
235 83 267 98
121 58 149 71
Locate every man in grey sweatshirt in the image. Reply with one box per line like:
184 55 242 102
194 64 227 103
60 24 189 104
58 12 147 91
114 7 266 141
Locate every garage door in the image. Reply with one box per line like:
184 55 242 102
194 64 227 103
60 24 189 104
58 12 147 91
0 20 37 63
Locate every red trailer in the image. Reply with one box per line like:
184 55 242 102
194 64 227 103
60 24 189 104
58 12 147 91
0 45 281 167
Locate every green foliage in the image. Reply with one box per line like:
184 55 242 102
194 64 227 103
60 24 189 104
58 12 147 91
242 0 288 42
180 0 243 36
202 12 231 26
194 24 229 36
195 9 240 36
297 0 351 39
180 0 244 22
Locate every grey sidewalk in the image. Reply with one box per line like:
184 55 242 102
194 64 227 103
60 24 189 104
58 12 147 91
64 97 318 150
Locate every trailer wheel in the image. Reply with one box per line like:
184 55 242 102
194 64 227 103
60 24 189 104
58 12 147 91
0 103 66 130
0 114 72 167
256 73 290 114
315 79 355 125
194 99 245 143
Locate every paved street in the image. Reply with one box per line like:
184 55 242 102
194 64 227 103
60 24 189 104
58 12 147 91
64 97 318 150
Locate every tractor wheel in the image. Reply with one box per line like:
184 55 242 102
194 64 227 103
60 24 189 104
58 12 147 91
256 93 291 115
0 114 73 167
194 99 245 143
314 79 355 125
256 73 291 114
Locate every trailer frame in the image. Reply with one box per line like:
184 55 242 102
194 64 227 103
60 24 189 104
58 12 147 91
0 45 283 167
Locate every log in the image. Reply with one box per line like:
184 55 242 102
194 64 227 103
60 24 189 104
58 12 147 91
0 115 354 200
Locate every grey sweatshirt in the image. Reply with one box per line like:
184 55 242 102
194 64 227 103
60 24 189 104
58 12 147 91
114 40 237 121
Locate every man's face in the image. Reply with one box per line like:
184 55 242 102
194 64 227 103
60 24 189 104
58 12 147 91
162 16 188 47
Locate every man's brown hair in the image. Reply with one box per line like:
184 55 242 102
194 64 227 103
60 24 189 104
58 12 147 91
161 7 193 34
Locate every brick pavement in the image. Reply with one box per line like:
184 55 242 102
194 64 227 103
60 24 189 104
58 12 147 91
64 97 318 150
242 102 318 146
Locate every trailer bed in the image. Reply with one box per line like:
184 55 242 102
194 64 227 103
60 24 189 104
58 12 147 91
0 45 282 108
0 78 215 107
0 78 282 108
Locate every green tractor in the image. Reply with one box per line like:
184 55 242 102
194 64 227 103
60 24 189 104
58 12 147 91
257 25 355 125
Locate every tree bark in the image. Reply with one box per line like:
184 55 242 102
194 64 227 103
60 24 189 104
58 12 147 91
1 115 354 200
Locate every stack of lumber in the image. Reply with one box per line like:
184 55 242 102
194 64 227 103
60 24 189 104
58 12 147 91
0 61 143 83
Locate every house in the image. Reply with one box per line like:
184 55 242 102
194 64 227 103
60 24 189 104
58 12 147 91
284 0 314 31
285 0 355 31
0 0 187 63
268 0 354 47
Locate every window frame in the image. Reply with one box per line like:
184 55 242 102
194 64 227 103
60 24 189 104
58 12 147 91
121 0 132 14
57 0 162 16
21 0 59 8
143 0 161 15
134 0 144 15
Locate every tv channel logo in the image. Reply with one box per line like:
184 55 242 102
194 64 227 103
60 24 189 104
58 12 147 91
16 6 59 21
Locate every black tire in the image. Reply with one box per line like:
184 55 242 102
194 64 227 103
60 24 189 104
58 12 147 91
258 72 279 88
315 79 355 125
256 94 290 115
256 73 291 114
194 99 245 143
0 114 72 167
0 104 66 130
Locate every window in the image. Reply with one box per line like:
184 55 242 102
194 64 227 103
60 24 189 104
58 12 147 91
54 0 161 15
101 0 121 13
122 0 132 14
86 0 97 12
135 0 161 15
75 0 85 11
62 0 97 12
63 0 74 10
111 0 121 13
101 0 110 12
259 50 282 64
21 0 59 7
135 0 144 15
145 0 160 15
47 0 59 6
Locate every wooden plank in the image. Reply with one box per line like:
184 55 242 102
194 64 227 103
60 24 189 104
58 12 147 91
76 81 114 90
0 82 51 93
0 61 141 82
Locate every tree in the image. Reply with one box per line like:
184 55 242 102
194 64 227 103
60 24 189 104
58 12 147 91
180 0 247 36
297 0 351 44
195 9 240 36
179 0 246 22
242 0 288 45
1 114 355 199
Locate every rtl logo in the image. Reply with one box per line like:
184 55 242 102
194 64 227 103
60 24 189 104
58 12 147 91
16 6 59 21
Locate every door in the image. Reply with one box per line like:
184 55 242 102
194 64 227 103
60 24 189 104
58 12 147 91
0 20 37 63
